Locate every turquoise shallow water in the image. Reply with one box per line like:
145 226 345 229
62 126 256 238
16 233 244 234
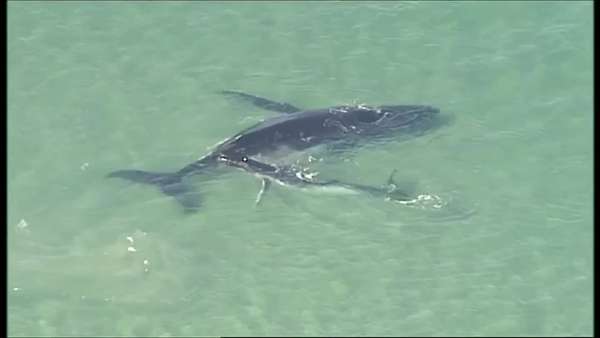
8 1 593 336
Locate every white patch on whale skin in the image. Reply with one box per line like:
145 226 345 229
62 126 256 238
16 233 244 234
203 136 236 155
301 185 361 195
278 180 360 195
256 174 359 195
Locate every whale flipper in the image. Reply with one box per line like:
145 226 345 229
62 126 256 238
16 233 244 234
255 178 272 206
220 90 301 114
107 170 201 213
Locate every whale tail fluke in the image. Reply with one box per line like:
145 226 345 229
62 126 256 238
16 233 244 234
107 170 201 213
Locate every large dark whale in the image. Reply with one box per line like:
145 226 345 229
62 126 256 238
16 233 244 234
108 91 442 212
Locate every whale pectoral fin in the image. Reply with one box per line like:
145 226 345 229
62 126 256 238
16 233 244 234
255 178 272 206
220 90 302 114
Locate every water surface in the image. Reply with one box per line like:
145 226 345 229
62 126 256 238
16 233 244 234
8 1 593 336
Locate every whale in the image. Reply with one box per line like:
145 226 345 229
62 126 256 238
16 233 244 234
108 91 442 212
